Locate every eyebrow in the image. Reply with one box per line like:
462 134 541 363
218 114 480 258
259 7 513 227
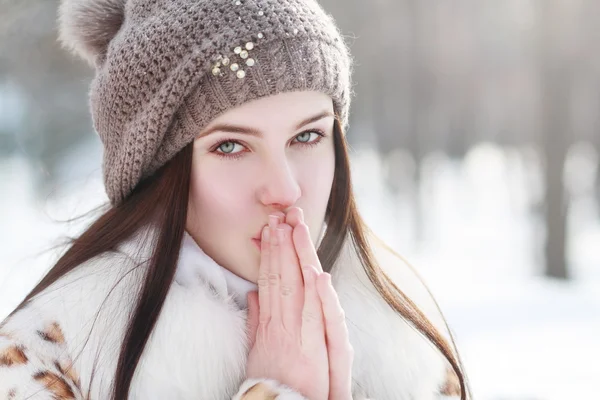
196 110 335 139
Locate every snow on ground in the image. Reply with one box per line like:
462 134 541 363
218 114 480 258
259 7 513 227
351 144 600 400
1 140 598 399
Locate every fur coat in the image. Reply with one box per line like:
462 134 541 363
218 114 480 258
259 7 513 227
0 228 460 399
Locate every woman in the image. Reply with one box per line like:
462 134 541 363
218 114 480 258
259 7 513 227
0 0 468 399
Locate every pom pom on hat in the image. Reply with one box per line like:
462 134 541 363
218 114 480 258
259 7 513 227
58 0 126 66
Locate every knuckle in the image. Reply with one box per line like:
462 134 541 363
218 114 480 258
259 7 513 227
280 285 294 297
257 274 269 288
268 273 280 285
302 310 321 324
329 308 346 323
346 343 355 356
332 341 354 358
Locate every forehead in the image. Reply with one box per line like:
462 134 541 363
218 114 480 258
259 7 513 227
205 91 334 131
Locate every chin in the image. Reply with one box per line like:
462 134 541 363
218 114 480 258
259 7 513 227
230 253 259 284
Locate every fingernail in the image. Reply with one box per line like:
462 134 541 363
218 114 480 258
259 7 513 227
262 226 269 242
271 227 279 245
269 215 279 229
298 208 305 222
277 227 285 242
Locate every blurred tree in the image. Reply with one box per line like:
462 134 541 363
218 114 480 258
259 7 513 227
596 163 600 206
403 0 434 242
0 0 93 195
536 0 579 280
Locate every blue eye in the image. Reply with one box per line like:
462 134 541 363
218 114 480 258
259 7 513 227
211 130 326 160
217 141 243 154
294 131 321 144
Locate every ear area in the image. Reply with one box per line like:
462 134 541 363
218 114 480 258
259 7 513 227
58 0 127 67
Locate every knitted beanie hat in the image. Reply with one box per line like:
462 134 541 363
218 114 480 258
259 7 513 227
58 0 353 205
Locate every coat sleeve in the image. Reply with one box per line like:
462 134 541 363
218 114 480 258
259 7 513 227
232 378 307 399
233 379 382 399
0 326 86 400
232 380 377 400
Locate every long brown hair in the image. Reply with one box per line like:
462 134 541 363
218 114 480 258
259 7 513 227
12 119 469 399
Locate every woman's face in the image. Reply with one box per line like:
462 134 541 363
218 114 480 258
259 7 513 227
186 91 336 283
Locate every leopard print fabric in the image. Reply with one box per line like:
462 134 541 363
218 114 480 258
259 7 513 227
0 321 300 400
0 321 85 400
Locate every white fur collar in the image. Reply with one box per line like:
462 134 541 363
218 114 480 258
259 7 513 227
175 231 257 309
1 228 452 399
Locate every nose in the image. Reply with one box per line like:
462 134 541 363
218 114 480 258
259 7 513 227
257 156 301 210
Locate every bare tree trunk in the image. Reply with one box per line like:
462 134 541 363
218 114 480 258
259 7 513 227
595 160 600 209
538 0 573 280
405 0 433 245
542 125 569 280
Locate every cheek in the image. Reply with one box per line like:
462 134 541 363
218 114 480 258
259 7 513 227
301 156 334 202
187 160 253 230
296 148 335 239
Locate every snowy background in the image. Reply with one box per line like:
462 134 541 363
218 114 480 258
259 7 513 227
0 139 598 400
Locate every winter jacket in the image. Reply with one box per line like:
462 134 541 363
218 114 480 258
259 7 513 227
0 228 460 399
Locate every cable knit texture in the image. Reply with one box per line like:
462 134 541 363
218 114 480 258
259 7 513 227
58 0 353 205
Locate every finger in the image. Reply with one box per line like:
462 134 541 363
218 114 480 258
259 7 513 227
270 211 285 225
317 273 353 396
300 265 325 352
257 226 271 324
317 273 350 351
292 221 323 273
277 223 304 331
285 207 304 228
268 215 282 325
246 291 260 348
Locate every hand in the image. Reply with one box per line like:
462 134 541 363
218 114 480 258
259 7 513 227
245 212 329 400
286 208 354 400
